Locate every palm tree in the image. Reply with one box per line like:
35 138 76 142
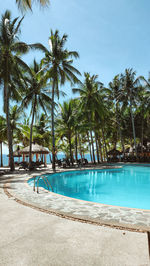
0 116 7 167
138 74 150 151
0 10 30 171
17 118 46 147
42 30 81 170
73 72 104 163
9 105 23 141
105 75 125 154
17 118 31 146
34 113 51 148
0 106 22 167
22 60 51 170
16 0 49 11
119 69 140 157
69 98 83 162
56 100 76 164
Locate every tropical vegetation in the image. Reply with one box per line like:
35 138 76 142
1 8 150 171
16 0 50 11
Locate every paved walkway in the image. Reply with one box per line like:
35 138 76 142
0 173 150 265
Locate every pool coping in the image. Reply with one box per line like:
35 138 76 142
3 164 150 232
27 168 150 213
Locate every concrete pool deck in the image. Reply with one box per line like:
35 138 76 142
2 164 150 232
0 170 150 265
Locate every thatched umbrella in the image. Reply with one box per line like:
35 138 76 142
20 143 49 166
20 143 49 154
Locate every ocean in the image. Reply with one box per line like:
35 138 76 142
0 153 93 166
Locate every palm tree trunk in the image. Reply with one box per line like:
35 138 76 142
87 132 93 162
97 135 103 163
51 82 56 171
90 130 95 164
88 114 95 163
119 128 125 157
29 103 35 170
95 131 100 163
0 142 3 167
5 82 14 171
49 153 52 163
130 101 137 157
69 133 73 165
141 117 144 153
78 134 83 160
116 106 125 156
102 128 108 161
75 133 78 162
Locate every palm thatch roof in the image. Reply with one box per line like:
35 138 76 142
20 143 49 155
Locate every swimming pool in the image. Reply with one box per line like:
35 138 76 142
28 165 150 210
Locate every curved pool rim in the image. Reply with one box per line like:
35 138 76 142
4 175 149 232
27 165 150 212
5 165 148 232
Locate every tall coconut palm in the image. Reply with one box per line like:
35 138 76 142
16 0 49 11
138 75 150 151
0 10 30 171
73 72 104 163
56 100 76 164
69 98 84 162
105 75 125 154
17 118 44 147
34 113 51 149
22 60 52 170
42 30 81 170
0 106 23 167
119 69 140 157
17 118 30 146
0 116 7 167
9 105 23 142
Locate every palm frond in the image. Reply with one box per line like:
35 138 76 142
15 56 32 74
29 43 49 53
12 41 29 54
13 16 24 36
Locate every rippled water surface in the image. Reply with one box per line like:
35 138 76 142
28 166 150 210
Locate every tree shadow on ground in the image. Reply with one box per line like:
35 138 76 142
0 173 27 189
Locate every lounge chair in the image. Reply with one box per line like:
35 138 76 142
56 159 62 167
19 161 29 169
77 158 88 167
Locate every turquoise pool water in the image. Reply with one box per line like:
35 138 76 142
28 165 150 210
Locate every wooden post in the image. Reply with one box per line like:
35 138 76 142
44 154 46 167
36 153 38 162
23 154 25 162
33 177 36 192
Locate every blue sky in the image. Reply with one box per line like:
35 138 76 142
1 0 150 102
1 0 150 152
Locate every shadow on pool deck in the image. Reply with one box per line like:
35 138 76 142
1 185 150 266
